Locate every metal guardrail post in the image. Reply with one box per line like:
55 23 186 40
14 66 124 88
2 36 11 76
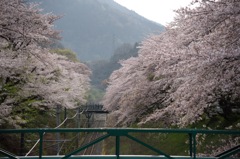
189 131 197 159
20 133 25 156
56 105 61 155
189 133 193 157
39 130 44 159
116 135 120 159
193 132 197 159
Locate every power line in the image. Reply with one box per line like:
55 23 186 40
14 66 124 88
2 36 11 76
25 109 83 156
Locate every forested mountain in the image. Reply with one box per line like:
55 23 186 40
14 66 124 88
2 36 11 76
32 0 164 61
90 43 139 90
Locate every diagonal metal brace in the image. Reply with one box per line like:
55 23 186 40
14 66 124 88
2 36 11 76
216 144 240 159
125 134 174 159
0 149 19 159
61 133 111 159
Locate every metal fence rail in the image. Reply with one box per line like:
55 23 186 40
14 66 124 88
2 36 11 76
0 128 239 159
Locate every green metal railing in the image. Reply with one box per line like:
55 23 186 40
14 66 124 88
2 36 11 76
0 128 239 159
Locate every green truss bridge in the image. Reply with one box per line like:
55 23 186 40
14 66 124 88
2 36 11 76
0 128 239 159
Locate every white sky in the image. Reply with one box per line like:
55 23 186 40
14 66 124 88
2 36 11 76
114 0 192 25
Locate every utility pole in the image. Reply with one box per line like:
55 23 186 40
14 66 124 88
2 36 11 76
85 112 92 128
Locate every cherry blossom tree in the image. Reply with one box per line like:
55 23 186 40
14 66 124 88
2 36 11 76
26 49 91 108
0 47 91 127
0 49 91 126
0 0 60 50
103 0 240 127
0 0 91 127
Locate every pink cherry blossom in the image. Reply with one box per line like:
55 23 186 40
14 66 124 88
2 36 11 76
103 0 240 127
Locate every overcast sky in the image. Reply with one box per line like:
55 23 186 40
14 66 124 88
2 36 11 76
114 0 192 25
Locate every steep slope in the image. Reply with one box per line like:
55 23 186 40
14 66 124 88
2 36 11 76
35 0 164 61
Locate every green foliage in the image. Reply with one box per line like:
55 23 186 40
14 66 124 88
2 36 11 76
87 87 105 103
189 114 240 155
11 98 53 128
51 48 79 62
147 73 155 81
190 113 240 130
89 43 139 90
0 77 56 128
0 80 20 103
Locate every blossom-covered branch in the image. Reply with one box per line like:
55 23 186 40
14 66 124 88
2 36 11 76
103 0 240 127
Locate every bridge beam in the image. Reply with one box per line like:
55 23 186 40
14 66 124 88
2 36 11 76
5 155 218 159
